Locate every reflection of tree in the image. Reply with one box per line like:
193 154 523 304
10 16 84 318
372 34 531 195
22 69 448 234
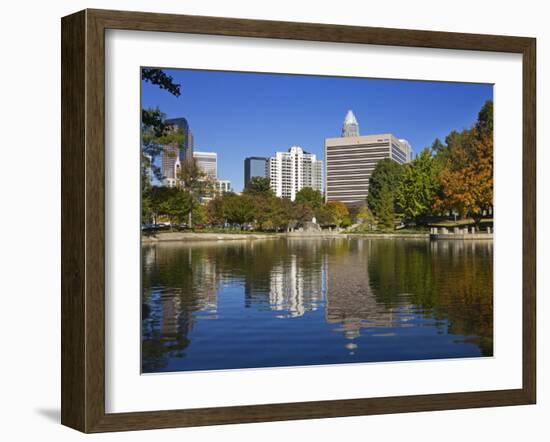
367 239 493 356
142 238 494 372
141 244 220 372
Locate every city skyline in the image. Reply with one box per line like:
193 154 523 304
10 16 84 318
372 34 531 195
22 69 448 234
142 68 493 192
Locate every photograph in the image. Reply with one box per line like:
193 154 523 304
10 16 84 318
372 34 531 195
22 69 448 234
140 68 494 374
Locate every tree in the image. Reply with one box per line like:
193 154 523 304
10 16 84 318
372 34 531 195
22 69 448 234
396 148 441 220
192 204 207 226
295 187 323 209
356 206 376 230
223 193 256 227
377 184 395 230
248 194 274 230
270 197 295 231
315 205 336 227
434 128 493 223
476 100 493 135
177 159 215 227
294 202 314 224
326 201 349 228
367 159 403 217
141 68 181 97
431 138 446 155
433 100 493 224
206 196 226 226
141 154 154 223
141 120 184 181
140 69 183 180
244 176 273 196
153 187 192 228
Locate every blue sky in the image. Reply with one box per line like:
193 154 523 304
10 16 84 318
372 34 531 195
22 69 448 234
141 68 493 192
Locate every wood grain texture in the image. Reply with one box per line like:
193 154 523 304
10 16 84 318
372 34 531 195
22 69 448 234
61 10 86 432
61 8 537 433
522 38 536 403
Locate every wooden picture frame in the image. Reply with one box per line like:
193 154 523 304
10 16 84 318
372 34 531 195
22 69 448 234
61 8 536 433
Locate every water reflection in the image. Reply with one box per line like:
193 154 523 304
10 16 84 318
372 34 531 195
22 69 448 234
142 238 493 373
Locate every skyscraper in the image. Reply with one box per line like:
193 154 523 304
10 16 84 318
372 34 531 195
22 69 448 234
269 146 323 201
325 111 412 207
161 145 180 187
159 117 194 187
165 117 194 164
193 151 217 179
244 157 269 188
342 110 360 137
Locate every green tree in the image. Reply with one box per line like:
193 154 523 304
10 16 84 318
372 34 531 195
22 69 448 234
244 176 273 196
142 120 184 181
295 187 323 209
155 187 193 228
431 138 446 155
356 206 376 230
396 148 441 220
270 197 295 232
192 204 207 226
141 68 181 97
140 69 182 180
377 184 395 230
141 155 154 223
476 100 493 135
177 159 215 227
223 193 256 227
367 159 403 217
250 194 275 230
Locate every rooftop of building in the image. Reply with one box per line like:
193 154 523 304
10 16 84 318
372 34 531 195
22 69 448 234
325 133 408 146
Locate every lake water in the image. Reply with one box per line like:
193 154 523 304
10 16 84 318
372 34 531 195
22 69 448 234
141 237 493 373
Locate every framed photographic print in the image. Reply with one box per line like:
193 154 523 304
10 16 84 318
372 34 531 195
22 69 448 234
61 9 536 433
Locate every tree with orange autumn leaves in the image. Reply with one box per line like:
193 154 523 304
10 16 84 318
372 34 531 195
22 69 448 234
433 100 493 224
371 100 492 228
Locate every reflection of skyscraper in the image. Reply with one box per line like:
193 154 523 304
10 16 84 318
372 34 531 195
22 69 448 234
269 253 325 318
244 157 269 188
325 240 407 342
192 257 218 313
161 292 182 341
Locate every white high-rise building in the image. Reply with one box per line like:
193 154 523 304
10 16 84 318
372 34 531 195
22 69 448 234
268 146 322 201
216 179 232 193
193 151 217 179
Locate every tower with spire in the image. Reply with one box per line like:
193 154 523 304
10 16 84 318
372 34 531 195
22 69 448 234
342 110 359 137
324 109 412 207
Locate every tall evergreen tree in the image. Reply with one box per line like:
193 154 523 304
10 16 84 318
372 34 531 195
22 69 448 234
377 184 395 230
367 159 403 217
